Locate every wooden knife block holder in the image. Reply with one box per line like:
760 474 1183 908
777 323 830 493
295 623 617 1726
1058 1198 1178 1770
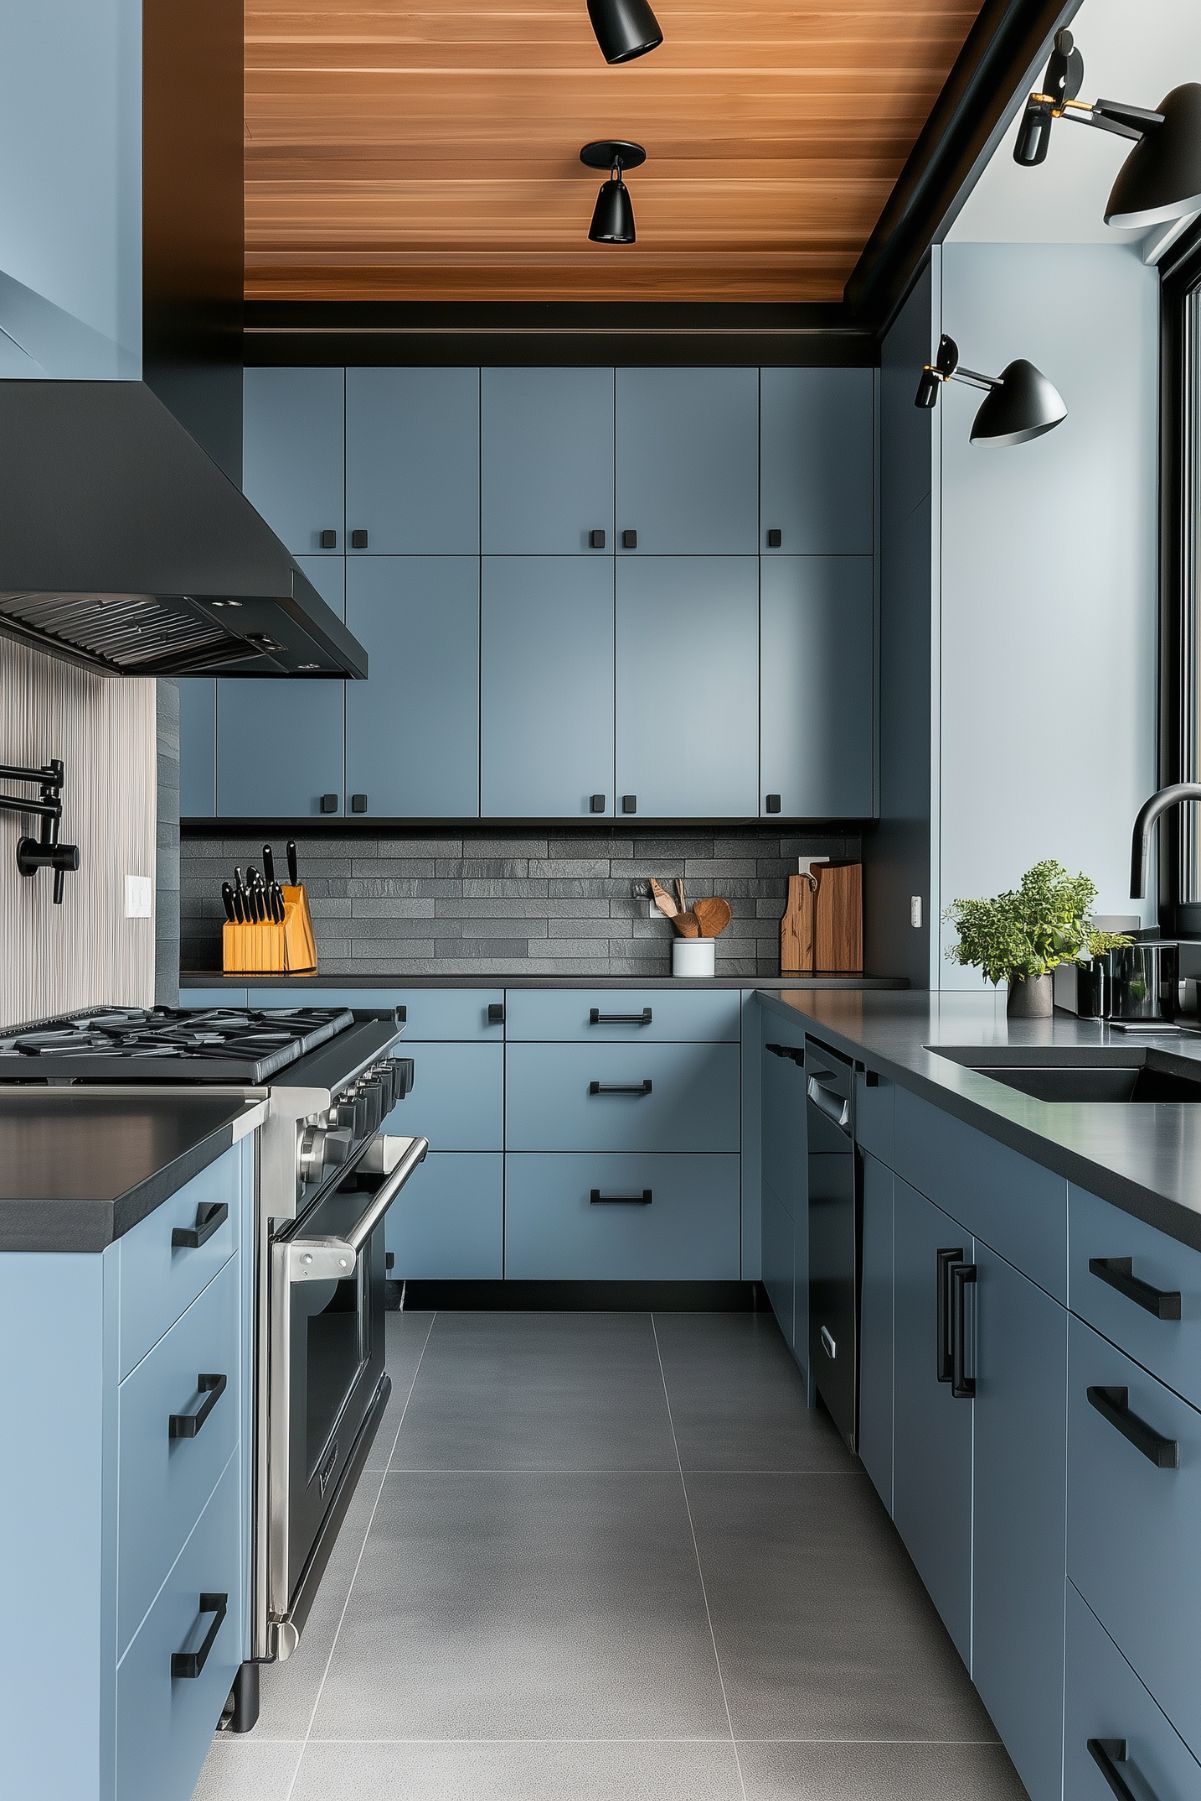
222 883 317 974
780 864 863 974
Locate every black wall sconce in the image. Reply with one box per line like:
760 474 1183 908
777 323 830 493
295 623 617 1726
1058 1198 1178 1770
915 333 1068 446
0 759 80 903
1015 28 1201 229
581 140 645 243
587 0 662 65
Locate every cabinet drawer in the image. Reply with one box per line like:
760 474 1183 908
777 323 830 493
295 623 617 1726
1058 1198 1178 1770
1068 1314 1201 1758
506 1153 740 1280
116 1453 242 1801
505 989 741 1043
385 1042 502 1151
119 1152 241 1379
244 987 504 1038
182 986 248 1009
854 1069 894 1165
1064 1582 1201 1801
1070 1184 1201 1409
385 1152 503 1279
118 1258 241 1655
893 1088 1066 1299
506 1043 740 1152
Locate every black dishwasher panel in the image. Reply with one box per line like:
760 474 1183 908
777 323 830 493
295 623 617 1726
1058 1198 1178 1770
806 1039 860 1452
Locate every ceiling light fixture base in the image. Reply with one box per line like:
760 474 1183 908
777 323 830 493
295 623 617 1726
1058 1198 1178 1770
580 140 647 173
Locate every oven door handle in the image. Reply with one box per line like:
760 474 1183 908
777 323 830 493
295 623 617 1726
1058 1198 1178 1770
285 1135 428 1283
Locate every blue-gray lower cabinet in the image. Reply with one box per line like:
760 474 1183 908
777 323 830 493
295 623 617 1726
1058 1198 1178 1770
345 367 479 555
506 1153 740 1280
891 1176 973 1666
857 1151 893 1513
615 557 759 817
760 556 874 819
506 1042 741 1154
762 1179 795 1349
507 987 741 1044
760 367 875 556
386 1152 503 1280
344 556 480 817
480 556 615 817
385 1041 503 1152
179 680 215 818
216 556 346 818
615 367 759 555
243 366 345 556
481 366 615 555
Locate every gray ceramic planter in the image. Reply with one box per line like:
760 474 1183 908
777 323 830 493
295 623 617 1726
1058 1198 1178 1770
1006 972 1053 1019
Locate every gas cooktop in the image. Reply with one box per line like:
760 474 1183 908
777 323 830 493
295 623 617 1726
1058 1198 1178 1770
0 1006 357 1083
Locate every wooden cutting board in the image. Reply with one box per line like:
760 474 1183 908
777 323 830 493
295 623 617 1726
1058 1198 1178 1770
780 863 863 974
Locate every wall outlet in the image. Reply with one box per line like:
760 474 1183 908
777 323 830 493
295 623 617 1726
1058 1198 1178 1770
125 874 153 919
910 896 924 929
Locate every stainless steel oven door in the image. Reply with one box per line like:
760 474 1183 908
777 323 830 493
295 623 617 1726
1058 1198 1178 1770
267 1134 426 1654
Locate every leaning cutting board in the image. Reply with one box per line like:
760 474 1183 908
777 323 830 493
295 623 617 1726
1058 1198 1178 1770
780 863 863 974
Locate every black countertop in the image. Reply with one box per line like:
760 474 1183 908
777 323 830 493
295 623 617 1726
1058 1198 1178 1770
0 1092 266 1254
758 989 1201 1253
182 971 907 992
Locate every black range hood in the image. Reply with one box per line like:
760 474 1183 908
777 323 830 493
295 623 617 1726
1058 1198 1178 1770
0 381 366 679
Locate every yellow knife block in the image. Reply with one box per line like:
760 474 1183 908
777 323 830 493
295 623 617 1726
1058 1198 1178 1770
222 883 317 974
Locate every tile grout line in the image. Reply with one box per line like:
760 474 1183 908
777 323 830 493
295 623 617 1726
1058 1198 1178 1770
283 1309 438 1801
650 1313 748 1801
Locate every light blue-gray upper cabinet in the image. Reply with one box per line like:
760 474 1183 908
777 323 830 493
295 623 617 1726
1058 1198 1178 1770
615 557 759 817
345 556 479 817
760 368 874 555
760 556 874 818
243 367 345 554
345 368 479 554
481 367 615 554
216 558 346 818
615 368 759 554
179 682 215 818
480 557 614 817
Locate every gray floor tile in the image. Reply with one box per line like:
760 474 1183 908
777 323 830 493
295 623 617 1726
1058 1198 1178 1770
390 1313 678 1471
654 1312 855 1472
309 1470 730 1741
687 1473 997 1743
738 1741 1027 1800
293 1739 744 1800
365 1310 436 1470
192 1737 302 1800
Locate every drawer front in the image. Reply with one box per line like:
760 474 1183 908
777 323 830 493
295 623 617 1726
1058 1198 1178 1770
505 988 741 1043
854 1070 894 1165
506 1153 741 1280
116 1453 243 1801
762 1177 796 1347
1064 1582 1201 1801
119 1150 241 1379
181 986 248 1008
385 1152 503 1279
1068 1314 1201 1758
385 1041 503 1151
244 986 504 1038
1070 1183 1201 1409
893 1087 1066 1299
118 1258 241 1655
506 1043 741 1152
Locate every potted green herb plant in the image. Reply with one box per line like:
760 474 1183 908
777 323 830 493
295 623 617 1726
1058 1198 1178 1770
944 860 1099 1018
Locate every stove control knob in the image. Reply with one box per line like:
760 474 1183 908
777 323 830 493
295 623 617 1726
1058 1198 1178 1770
356 1078 384 1135
299 1123 354 1178
374 1060 398 1115
330 1097 363 1134
323 1127 354 1169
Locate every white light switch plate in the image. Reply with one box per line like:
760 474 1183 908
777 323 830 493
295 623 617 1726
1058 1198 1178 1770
910 896 924 929
125 874 153 919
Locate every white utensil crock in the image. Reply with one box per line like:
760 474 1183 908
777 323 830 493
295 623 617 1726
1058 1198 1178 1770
672 936 716 978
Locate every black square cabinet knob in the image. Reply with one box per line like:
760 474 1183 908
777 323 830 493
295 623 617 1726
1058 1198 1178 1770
765 793 782 814
487 1002 506 1025
351 529 369 550
351 793 368 814
590 794 606 814
621 794 637 814
319 529 338 549
589 529 607 550
622 529 638 550
767 528 783 549
320 793 338 813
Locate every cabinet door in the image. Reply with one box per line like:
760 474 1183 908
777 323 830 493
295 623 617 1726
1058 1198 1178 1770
345 556 479 817
216 558 346 818
480 557 614 817
858 1152 894 1514
972 1243 1067 1801
243 367 345 555
892 1177 973 1665
760 367 874 555
760 556 874 818
179 681 215 817
615 367 759 554
345 367 479 554
615 557 759 817
481 367 615 554
763 1180 795 1348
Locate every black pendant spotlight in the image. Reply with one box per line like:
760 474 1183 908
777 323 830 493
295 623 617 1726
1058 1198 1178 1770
587 0 663 65
581 140 645 244
915 335 1068 447
1015 28 1201 229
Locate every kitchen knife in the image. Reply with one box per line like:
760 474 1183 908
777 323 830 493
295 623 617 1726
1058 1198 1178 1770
286 839 298 887
221 881 236 924
232 884 245 924
233 867 247 915
254 883 266 922
246 864 259 892
263 844 276 887
272 883 286 923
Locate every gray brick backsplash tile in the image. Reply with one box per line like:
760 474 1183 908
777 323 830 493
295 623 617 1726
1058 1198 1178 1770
432 917 550 939
346 917 445 938
464 838 549 858
433 938 532 959
526 857 611 878
373 838 463 859
545 917 634 939
358 859 436 878
682 858 758 878
348 898 438 919
347 878 426 899
434 858 530 878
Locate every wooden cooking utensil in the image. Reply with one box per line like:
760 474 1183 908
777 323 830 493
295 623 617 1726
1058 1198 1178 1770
673 910 701 938
674 877 687 914
649 877 678 919
693 896 732 938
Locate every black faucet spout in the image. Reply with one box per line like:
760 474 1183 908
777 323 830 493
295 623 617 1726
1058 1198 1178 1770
1130 782 1201 898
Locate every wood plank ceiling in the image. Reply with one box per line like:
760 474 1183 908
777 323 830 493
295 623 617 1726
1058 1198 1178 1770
245 1 987 304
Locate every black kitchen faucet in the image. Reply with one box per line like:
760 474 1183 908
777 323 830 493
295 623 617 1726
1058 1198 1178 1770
0 758 80 902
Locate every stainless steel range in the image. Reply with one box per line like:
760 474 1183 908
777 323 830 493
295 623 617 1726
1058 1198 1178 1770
0 1004 427 1717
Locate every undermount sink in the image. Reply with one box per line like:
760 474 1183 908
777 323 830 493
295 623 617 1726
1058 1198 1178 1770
932 1047 1201 1104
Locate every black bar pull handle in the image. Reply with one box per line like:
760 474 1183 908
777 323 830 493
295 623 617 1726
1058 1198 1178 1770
319 528 338 549
1088 1256 1182 1321
951 1262 976 1399
171 1592 228 1679
589 1007 652 1026
588 1080 653 1096
590 1189 653 1206
766 1042 805 1065
936 1248 964 1384
350 528 369 549
1087 1738 1139 1801
1087 1385 1179 1469
169 1373 228 1441
172 1200 229 1250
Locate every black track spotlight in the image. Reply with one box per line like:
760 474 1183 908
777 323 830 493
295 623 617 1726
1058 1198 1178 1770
914 334 1068 447
581 140 645 244
587 0 663 65
1015 27 1201 229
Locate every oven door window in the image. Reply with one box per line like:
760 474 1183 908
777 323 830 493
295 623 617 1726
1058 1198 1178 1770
291 1177 375 1483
